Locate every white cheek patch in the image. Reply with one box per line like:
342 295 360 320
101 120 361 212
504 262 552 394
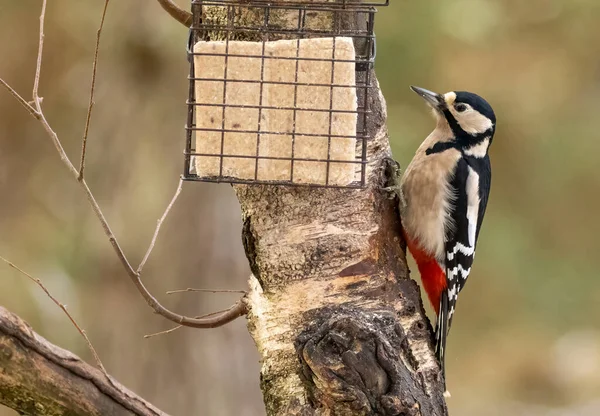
457 111 493 135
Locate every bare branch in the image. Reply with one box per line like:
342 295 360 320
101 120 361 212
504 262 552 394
0 256 107 375
144 325 183 339
79 0 110 181
77 161 248 328
0 78 39 118
0 87 239 327
137 178 184 274
32 0 47 111
38 105 80 175
197 305 244 320
0 0 248 331
143 304 245 339
156 0 193 27
167 288 247 295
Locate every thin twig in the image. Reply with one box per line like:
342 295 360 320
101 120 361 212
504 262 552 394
167 288 247 295
197 305 240 319
79 0 110 181
0 0 248 330
156 0 193 27
0 256 107 375
137 178 184 274
32 0 47 111
144 326 183 339
29 0 78 176
0 78 39 118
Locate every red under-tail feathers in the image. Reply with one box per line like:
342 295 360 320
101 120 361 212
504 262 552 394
403 231 446 315
403 229 451 390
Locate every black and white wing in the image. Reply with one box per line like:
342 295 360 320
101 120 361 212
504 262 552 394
435 155 491 375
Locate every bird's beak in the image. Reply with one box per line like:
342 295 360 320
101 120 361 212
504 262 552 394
410 86 446 110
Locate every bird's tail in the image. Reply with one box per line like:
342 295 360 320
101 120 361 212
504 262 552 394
435 291 450 391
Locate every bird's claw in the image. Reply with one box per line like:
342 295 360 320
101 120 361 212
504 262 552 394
380 185 401 200
380 156 401 200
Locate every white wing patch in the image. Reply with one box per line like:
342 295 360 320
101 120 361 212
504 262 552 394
466 166 481 246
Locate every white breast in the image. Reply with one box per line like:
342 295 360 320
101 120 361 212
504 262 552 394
400 133 461 263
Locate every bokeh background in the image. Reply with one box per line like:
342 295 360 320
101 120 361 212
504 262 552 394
1 0 599 415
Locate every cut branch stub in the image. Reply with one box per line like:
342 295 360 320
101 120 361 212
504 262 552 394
296 306 446 416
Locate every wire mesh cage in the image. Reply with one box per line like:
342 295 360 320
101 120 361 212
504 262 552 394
183 0 389 188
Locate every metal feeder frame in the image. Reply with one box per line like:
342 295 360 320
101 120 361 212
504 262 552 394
183 0 389 188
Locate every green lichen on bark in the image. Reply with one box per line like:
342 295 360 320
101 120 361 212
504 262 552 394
0 337 96 416
0 386 81 416
0 307 159 416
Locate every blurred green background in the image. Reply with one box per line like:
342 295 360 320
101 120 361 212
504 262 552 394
1 1 599 415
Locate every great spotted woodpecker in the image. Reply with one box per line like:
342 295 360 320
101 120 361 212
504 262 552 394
400 86 496 386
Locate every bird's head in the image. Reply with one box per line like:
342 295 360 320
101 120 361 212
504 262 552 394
410 86 496 138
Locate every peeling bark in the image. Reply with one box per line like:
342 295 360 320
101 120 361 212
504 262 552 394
0 306 167 416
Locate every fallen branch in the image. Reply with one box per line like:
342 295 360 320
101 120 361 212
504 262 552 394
0 306 168 416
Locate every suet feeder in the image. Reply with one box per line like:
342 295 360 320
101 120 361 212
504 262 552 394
183 0 389 188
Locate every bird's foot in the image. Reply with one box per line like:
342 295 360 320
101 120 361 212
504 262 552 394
379 156 402 200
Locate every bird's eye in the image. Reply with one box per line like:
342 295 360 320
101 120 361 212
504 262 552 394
455 103 468 112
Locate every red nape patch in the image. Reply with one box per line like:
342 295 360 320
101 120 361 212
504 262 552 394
403 232 446 315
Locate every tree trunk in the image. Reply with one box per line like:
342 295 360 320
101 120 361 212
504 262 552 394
192 1 449 414
238 87 448 415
